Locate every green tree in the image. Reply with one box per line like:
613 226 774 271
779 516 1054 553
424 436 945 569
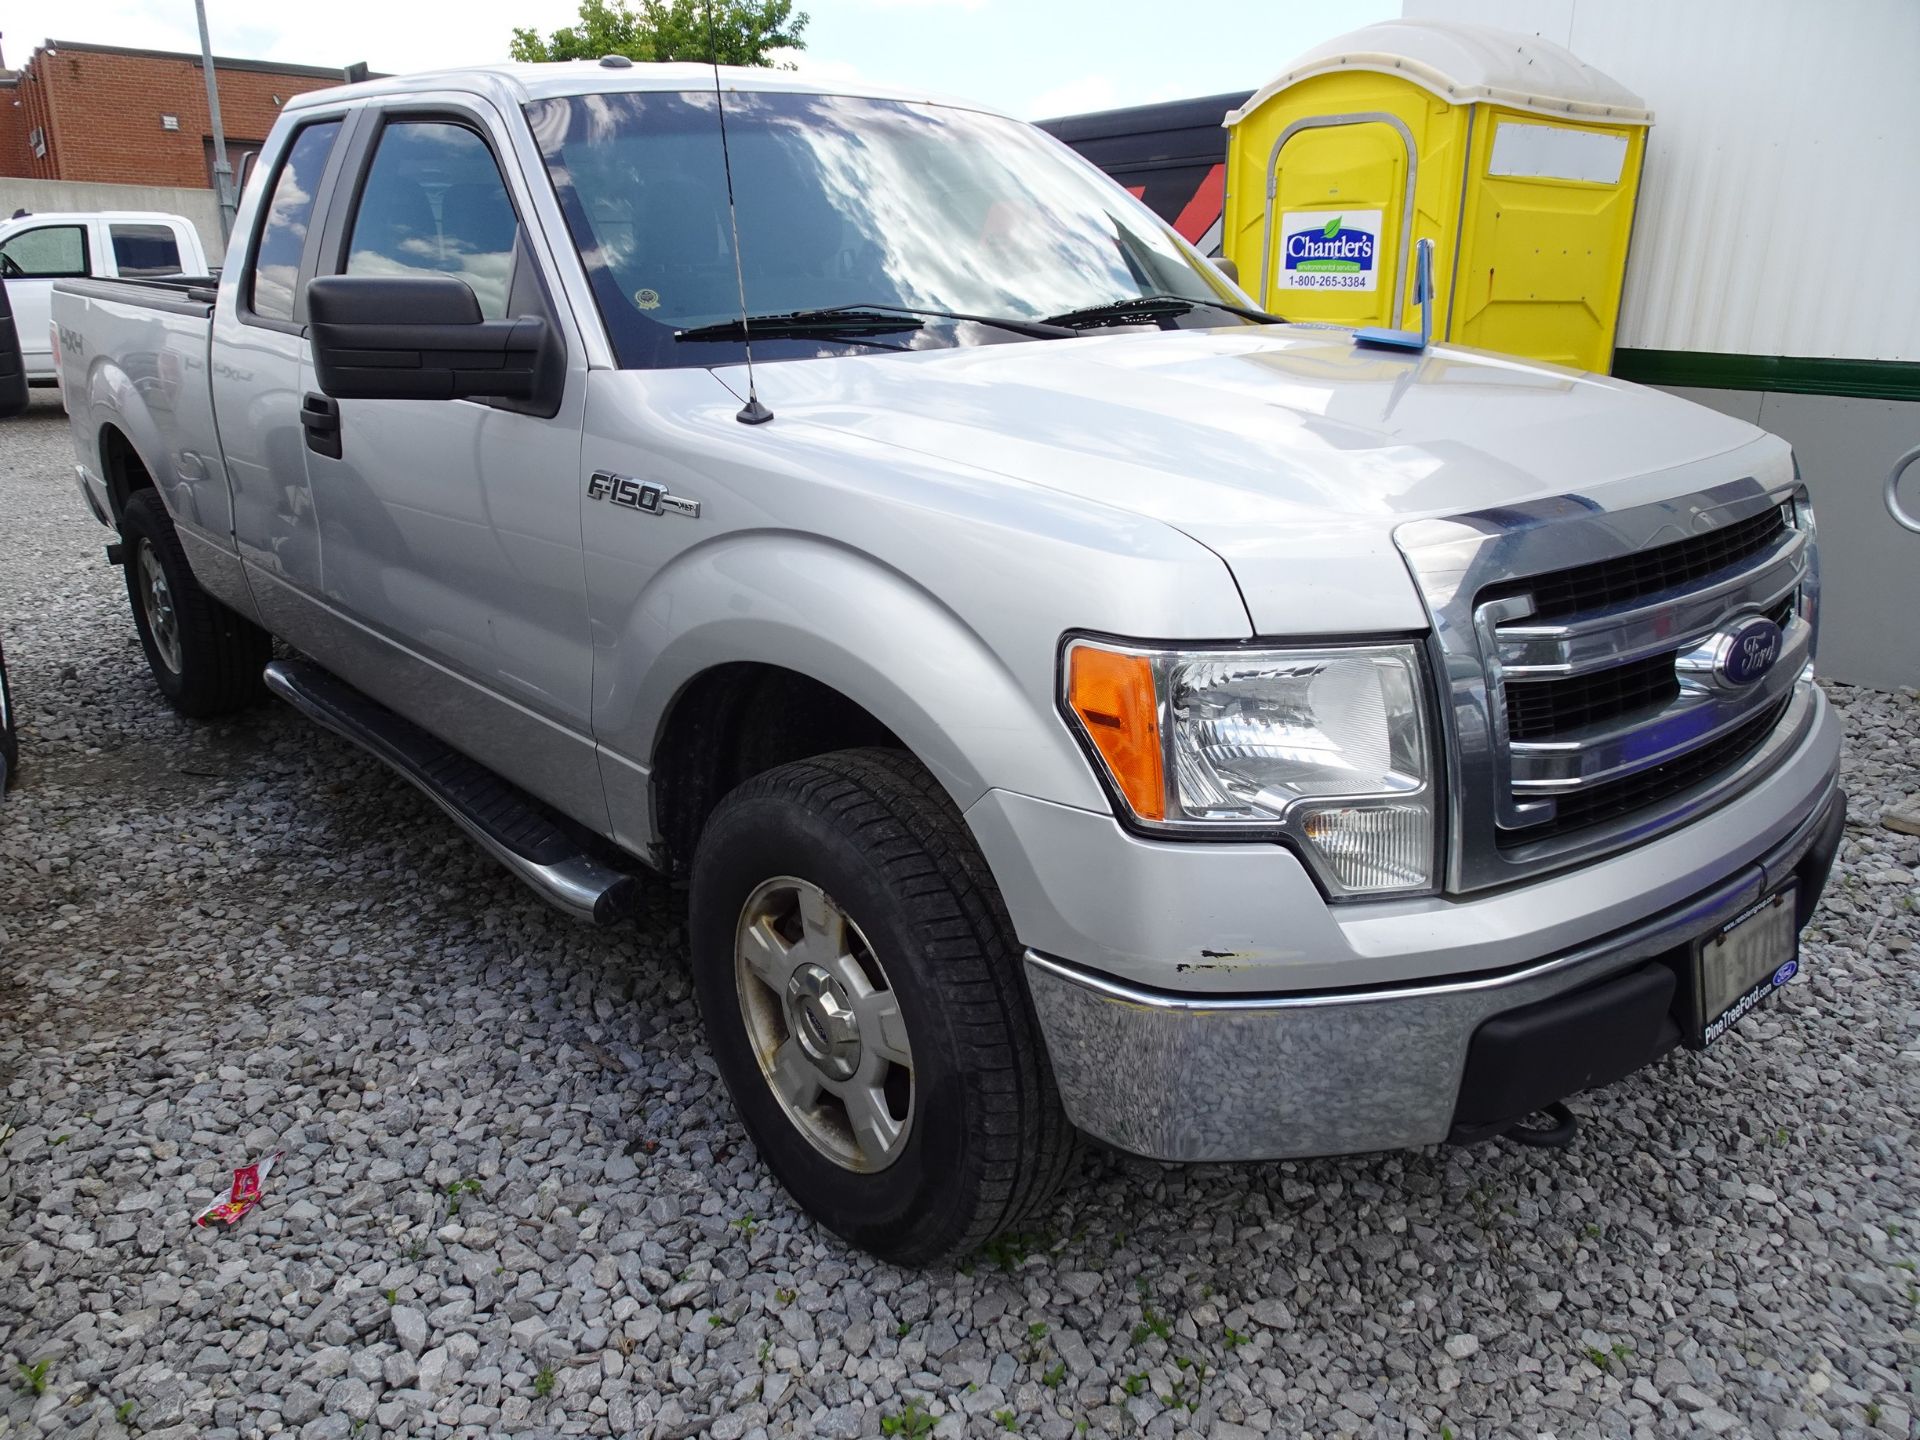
510 0 808 67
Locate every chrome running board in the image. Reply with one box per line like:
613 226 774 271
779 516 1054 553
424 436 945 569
263 658 642 925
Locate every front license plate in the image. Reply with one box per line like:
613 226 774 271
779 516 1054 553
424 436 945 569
1697 887 1799 1045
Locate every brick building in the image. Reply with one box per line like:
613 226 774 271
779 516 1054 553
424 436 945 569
0 39 367 189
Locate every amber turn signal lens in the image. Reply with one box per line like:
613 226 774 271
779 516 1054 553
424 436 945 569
1067 644 1166 821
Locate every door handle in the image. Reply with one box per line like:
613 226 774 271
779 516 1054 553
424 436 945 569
302 391 341 458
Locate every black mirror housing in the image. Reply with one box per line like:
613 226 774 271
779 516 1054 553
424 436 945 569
307 275 559 413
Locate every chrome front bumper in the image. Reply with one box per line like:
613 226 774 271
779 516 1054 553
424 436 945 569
1025 774 1845 1163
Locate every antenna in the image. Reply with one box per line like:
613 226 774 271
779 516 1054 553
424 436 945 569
707 1 772 425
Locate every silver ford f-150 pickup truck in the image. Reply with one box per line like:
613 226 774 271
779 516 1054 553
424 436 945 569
54 62 1844 1263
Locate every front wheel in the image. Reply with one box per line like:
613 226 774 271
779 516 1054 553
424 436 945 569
118 490 270 718
690 748 1076 1264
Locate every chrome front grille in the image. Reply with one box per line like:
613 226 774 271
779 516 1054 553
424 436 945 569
1397 474 1819 892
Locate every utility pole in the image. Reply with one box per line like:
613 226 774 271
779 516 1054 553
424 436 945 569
195 0 236 245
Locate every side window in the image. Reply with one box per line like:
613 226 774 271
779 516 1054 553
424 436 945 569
0 225 89 279
251 120 343 322
345 120 520 321
110 224 185 278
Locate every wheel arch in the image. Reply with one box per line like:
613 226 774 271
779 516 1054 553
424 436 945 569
82 349 233 546
649 661 911 875
598 532 1109 871
97 419 156 523
79 350 170 527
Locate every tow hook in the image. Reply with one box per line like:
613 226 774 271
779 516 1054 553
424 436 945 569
105 542 127 567
1500 1101 1578 1150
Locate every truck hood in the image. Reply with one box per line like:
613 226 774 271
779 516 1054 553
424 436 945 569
734 325 1781 634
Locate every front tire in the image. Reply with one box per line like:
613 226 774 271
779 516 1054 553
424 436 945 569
118 490 270 718
690 748 1076 1264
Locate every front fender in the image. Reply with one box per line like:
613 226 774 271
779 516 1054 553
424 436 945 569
597 531 1109 846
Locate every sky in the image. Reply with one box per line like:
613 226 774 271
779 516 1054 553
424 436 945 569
2 0 1400 119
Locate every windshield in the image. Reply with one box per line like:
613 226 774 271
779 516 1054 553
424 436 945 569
525 89 1250 369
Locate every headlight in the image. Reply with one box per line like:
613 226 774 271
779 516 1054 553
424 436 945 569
1785 481 1820 670
1786 487 1815 537
1063 638 1438 896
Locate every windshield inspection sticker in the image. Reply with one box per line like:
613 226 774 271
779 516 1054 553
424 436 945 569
1278 209 1383 292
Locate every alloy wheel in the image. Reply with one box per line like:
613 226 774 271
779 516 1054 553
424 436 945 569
137 539 183 674
733 875 915 1172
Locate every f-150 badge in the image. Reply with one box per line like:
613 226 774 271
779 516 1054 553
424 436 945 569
587 471 701 519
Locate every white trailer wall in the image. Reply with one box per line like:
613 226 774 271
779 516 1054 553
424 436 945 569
1403 0 1920 363
1406 0 1920 690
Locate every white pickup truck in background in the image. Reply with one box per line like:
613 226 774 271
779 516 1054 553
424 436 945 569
0 211 206 383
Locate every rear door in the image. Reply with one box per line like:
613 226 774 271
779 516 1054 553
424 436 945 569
0 221 91 377
216 110 356 634
294 99 603 829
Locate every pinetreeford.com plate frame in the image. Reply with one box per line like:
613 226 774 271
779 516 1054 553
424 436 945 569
1697 886 1799 1046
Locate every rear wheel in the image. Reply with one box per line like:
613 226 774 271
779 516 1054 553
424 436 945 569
690 748 1077 1264
119 490 271 717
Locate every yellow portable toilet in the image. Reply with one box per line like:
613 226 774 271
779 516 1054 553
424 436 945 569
1222 19 1652 372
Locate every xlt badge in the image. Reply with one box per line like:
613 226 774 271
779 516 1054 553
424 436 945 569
587 471 701 519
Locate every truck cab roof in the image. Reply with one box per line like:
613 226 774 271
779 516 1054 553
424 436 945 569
0 210 195 228
286 60 996 118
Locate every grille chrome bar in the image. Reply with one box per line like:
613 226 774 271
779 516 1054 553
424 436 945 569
1507 615 1808 792
1396 468 1816 893
1496 691 1806 857
1476 504 1789 620
1493 528 1805 678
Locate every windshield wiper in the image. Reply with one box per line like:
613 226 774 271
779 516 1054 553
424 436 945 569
1041 293 1284 329
675 309 925 345
813 303 1077 340
676 304 1075 345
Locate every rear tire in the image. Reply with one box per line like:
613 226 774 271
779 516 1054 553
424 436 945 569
690 748 1077 1264
119 490 270 718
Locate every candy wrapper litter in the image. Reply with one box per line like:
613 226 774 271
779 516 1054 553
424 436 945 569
192 1150 285 1228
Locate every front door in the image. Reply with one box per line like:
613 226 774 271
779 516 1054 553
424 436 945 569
1263 119 1411 329
0 221 91 377
297 105 603 830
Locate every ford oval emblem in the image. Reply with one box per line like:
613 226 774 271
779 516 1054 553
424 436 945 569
1772 959 1799 987
1717 617 1783 687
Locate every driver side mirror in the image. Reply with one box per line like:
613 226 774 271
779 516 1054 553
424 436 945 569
1211 256 1240 286
307 275 560 414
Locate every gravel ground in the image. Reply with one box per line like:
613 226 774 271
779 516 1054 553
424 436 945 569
1 387 1916 1440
